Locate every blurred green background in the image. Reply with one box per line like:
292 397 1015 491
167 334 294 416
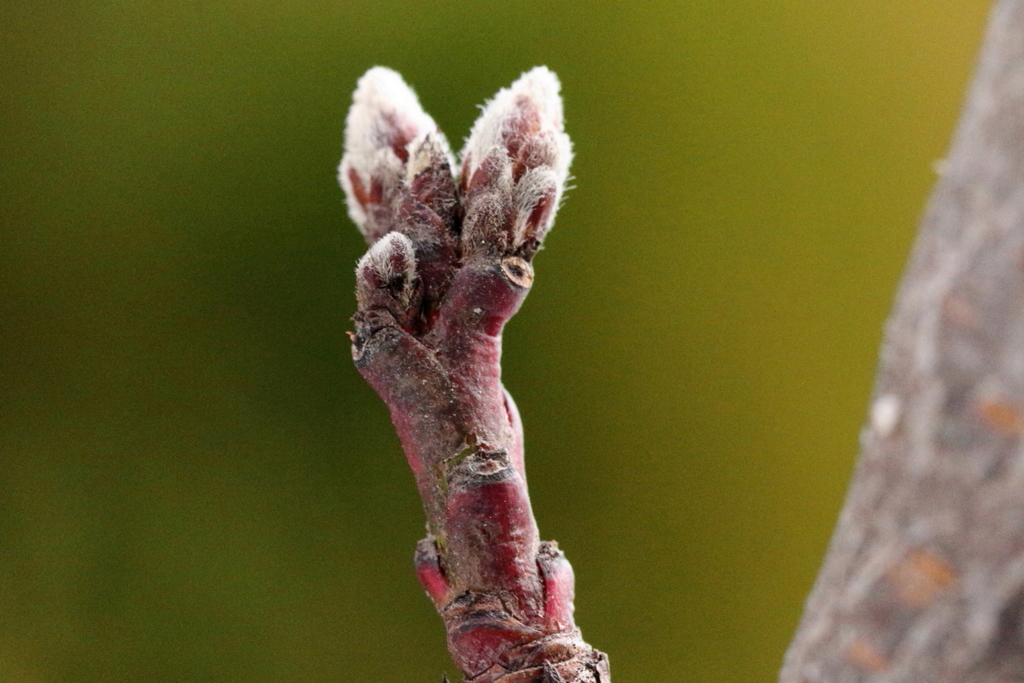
0 1 991 681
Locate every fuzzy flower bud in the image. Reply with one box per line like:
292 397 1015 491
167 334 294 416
355 231 419 317
460 67 573 256
339 67 455 245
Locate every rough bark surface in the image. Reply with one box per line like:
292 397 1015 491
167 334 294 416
780 1 1024 681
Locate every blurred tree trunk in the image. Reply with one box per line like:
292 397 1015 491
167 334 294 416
779 1 1024 681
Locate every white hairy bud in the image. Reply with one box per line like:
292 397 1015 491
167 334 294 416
339 67 454 244
355 231 418 311
460 67 573 252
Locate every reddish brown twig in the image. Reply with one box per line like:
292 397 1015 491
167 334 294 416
340 67 609 683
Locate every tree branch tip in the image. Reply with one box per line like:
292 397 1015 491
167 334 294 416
341 66 605 683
